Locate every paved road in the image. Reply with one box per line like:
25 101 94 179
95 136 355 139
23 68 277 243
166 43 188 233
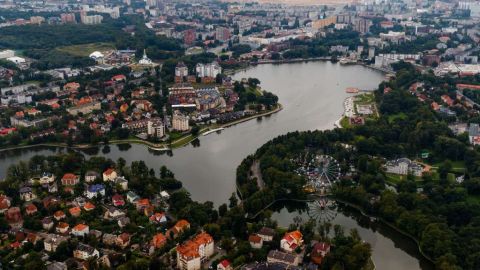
251 160 265 189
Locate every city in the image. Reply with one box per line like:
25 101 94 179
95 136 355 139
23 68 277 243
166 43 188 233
0 0 480 269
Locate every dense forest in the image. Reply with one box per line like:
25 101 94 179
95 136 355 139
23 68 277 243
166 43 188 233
236 63 480 270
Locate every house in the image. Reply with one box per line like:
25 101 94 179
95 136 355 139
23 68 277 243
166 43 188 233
136 198 150 211
42 217 54 230
25 203 38 215
152 233 167 249
115 176 129 190
469 123 480 146
71 224 89 237
54 210 66 220
69 206 82 217
19 186 36 201
126 191 140 203
311 242 331 265
61 173 79 186
103 233 118 246
167 219 190 239
118 216 130 228
46 261 67 270
56 222 70 234
105 206 125 219
248 234 263 249
86 184 105 198
280 230 303 252
39 172 55 184
98 252 125 268
73 243 99 260
103 168 117 181
267 250 300 266
44 234 68 252
149 212 167 223
257 227 275 242
5 207 23 228
84 202 96 211
217 259 232 270
116 233 131 249
384 158 423 177
176 232 214 270
85 171 99 182
0 195 11 213
112 194 125 206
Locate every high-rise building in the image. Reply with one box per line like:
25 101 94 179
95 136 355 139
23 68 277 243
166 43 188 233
215 27 231 42
183 29 196 46
172 112 189 131
61 13 76 24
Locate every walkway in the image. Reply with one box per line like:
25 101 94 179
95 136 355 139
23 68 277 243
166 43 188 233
251 160 265 190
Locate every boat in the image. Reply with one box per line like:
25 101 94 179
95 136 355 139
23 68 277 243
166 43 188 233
346 87 359 93
202 127 225 136
339 58 357 65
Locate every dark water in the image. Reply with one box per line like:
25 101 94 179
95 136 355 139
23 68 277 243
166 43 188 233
272 202 434 270
0 62 434 269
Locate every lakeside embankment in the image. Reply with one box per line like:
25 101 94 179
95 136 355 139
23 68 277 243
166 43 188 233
0 104 283 153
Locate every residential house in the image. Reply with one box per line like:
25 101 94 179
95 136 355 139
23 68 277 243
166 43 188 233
167 219 190 239
71 224 89 237
384 158 423 177
112 194 125 207
469 123 480 146
69 206 82 217
126 191 140 203
105 206 125 219
86 184 105 199
267 250 300 266
311 242 331 265
19 186 36 201
257 227 275 242
85 171 99 182
103 233 118 246
74 243 99 260
118 217 130 228
44 234 68 252
217 260 232 270
103 168 118 181
39 172 55 184
116 233 131 249
149 212 167 223
84 202 96 211
5 207 23 228
54 210 66 221
152 233 167 249
249 234 263 249
42 217 54 230
280 230 303 253
0 195 11 213
115 176 129 190
25 203 38 215
56 222 70 234
176 232 214 270
61 173 79 186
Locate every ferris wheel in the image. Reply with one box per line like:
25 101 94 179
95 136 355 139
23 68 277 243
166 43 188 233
310 155 341 189
307 198 338 223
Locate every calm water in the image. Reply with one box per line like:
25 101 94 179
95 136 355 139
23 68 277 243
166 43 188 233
0 62 433 269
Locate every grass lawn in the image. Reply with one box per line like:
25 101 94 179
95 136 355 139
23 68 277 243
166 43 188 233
56 42 115 57
340 116 352 128
386 173 423 185
355 93 375 104
388 112 407 123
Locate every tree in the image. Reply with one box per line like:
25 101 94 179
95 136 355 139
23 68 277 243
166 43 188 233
229 193 238 208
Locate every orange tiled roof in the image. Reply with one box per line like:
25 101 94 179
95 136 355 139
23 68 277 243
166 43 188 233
84 202 95 211
69 206 81 215
73 224 88 231
62 173 78 180
152 233 167 248
103 168 115 176
177 232 213 259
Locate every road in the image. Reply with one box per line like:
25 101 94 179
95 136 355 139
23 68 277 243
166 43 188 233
251 160 265 189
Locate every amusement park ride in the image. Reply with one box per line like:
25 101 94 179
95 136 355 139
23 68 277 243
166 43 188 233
294 152 342 223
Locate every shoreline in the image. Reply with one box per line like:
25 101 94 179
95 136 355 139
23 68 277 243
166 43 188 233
0 104 283 153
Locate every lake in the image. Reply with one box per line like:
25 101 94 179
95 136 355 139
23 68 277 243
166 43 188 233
0 61 433 269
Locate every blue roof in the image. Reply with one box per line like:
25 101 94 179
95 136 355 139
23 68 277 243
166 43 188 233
88 184 105 193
